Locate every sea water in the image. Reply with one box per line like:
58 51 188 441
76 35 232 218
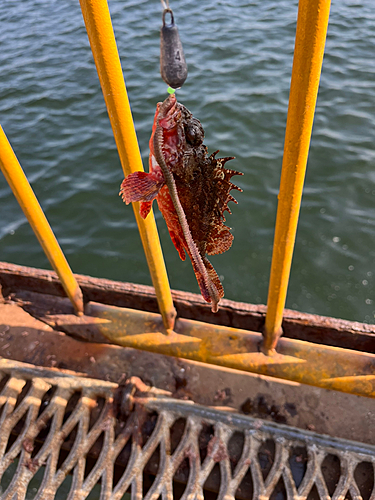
0 0 374 324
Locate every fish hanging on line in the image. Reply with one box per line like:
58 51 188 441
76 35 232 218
120 93 243 312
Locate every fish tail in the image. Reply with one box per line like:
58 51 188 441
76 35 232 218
203 257 224 312
203 257 224 299
191 255 224 312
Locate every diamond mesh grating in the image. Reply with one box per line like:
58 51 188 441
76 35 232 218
0 359 374 500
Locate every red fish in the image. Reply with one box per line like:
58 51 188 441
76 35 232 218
120 94 242 312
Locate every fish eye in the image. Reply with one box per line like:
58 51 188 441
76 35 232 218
185 118 204 146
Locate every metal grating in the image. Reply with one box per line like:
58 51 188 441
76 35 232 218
0 359 374 500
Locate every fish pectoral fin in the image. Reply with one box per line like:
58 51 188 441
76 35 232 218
120 171 165 204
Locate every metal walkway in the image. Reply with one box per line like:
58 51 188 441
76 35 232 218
0 359 374 500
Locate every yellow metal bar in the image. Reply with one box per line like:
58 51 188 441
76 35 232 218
0 127 84 315
83 302 375 399
264 0 331 352
79 0 176 330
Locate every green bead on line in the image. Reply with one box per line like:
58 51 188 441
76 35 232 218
167 86 176 94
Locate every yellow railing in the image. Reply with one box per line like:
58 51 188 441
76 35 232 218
78 0 176 331
264 0 331 352
1 0 373 398
0 127 84 315
77 0 332 353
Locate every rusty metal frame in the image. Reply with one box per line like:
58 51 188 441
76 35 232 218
1 263 375 401
1 262 374 353
3 288 375 447
79 301 375 399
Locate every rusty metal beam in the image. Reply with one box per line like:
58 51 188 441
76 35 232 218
2 263 375 398
1 262 374 353
79 302 375 399
2 296 375 445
